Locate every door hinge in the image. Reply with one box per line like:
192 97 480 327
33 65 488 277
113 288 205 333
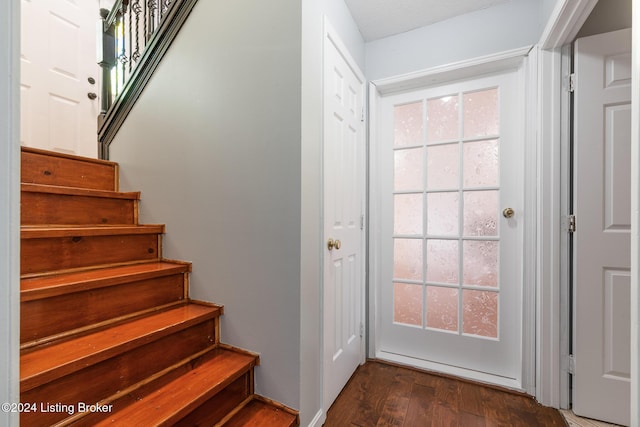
361 107 365 123
359 322 364 338
568 354 575 374
360 214 364 230
568 73 576 92
568 214 576 233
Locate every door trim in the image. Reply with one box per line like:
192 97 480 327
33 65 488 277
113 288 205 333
630 10 640 426
0 0 21 424
369 48 536 393
536 0 600 409
321 15 366 411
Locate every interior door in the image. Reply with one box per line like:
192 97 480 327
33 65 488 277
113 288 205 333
376 70 524 387
21 0 101 158
572 28 631 426
322 26 366 409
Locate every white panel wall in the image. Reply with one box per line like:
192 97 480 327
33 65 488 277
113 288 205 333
109 0 302 410
0 0 20 426
365 0 541 80
301 1 364 425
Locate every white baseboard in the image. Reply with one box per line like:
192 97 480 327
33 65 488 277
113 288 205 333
307 409 325 427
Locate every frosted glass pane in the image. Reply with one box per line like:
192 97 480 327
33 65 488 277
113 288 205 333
463 191 498 237
426 286 458 332
394 148 423 191
463 139 499 187
394 283 423 326
426 239 459 284
394 102 423 147
394 194 423 235
427 144 459 190
394 238 423 280
463 240 498 287
463 290 498 338
427 95 459 143
427 192 459 236
464 89 499 138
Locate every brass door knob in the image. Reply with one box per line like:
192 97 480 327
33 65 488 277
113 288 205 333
503 207 515 218
327 238 342 250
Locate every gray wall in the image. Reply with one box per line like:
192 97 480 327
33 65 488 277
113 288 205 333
576 0 631 39
109 0 302 410
365 0 542 80
541 0 560 33
0 0 20 425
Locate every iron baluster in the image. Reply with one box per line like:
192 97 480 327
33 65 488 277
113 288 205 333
131 0 141 64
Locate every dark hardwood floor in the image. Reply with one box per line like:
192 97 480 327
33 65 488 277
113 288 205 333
325 361 567 427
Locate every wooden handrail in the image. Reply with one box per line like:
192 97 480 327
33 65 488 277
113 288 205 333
97 0 199 159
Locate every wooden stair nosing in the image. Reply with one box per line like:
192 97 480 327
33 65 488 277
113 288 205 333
20 300 189 351
20 224 165 239
21 183 139 200
92 348 258 426
20 303 221 392
21 261 190 302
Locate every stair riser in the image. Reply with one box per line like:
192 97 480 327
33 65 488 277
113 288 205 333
21 320 217 427
21 234 160 275
22 150 117 191
175 374 251 426
21 274 186 343
21 192 136 225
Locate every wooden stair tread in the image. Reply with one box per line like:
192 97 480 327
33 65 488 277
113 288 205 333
224 399 298 427
21 224 164 238
93 348 257 426
21 183 139 199
21 303 220 392
21 261 190 301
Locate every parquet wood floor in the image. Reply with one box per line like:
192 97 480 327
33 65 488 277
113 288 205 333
325 361 567 427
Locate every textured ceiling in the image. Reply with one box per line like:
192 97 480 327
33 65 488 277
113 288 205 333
345 0 511 41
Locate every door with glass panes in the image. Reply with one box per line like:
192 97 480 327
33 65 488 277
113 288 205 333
377 70 524 384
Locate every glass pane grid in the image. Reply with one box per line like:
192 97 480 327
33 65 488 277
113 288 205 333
392 87 501 339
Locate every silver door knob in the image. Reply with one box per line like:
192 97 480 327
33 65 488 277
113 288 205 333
503 208 515 218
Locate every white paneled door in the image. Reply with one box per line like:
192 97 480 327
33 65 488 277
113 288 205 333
573 28 631 426
21 0 101 158
323 24 366 410
376 70 524 387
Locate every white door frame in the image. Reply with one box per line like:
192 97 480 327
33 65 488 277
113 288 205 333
0 0 21 425
631 7 640 427
368 45 537 394
539 2 640 423
321 15 366 412
533 0 640 414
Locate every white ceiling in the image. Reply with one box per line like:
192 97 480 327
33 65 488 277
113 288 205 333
345 0 512 41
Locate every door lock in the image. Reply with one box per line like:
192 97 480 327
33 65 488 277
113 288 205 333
502 207 515 218
327 238 342 251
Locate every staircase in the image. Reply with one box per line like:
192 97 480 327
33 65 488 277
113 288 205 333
20 147 299 427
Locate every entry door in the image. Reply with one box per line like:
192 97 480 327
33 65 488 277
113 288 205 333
573 28 631 426
21 0 101 158
377 70 524 386
322 26 365 409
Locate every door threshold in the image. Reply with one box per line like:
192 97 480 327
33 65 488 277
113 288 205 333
376 350 524 393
